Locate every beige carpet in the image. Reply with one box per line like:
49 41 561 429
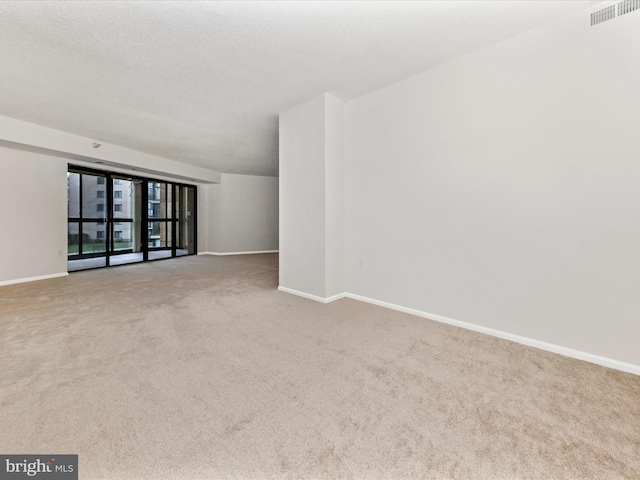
1 254 638 479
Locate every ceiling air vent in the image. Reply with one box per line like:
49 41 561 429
591 4 616 26
591 0 640 26
619 0 640 16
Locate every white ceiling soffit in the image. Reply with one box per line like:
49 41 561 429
0 1 591 177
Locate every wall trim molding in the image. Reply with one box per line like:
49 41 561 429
326 292 349 303
277 286 346 304
345 293 640 376
199 250 279 256
277 287 640 376
0 272 69 287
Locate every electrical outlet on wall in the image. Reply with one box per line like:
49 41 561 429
356 258 364 269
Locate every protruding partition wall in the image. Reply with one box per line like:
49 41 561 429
278 93 345 301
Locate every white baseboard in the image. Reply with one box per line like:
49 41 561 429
0 272 69 287
199 250 279 256
344 293 640 376
277 286 346 304
277 287 640 376
325 292 348 303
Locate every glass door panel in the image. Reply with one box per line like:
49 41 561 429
185 186 196 255
67 173 80 218
68 222 80 256
147 181 173 259
113 222 133 251
112 178 134 219
175 185 196 256
68 170 108 271
165 222 173 248
148 182 167 219
147 221 172 248
82 174 107 219
82 222 107 254
110 177 142 265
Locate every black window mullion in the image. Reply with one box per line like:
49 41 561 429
171 183 177 257
192 185 197 255
78 174 83 256
142 179 149 262
106 173 112 267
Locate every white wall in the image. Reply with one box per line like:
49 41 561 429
0 146 68 283
279 95 328 297
279 93 345 298
344 10 640 366
205 173 279 254
0 115 220 184
325 95 345 297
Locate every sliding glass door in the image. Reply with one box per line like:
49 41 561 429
110 176 144 266
68 166 197 272
147 181 173 260
175 185 196 256
68 170 108 270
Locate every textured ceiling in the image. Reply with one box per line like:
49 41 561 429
0 1 592 176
